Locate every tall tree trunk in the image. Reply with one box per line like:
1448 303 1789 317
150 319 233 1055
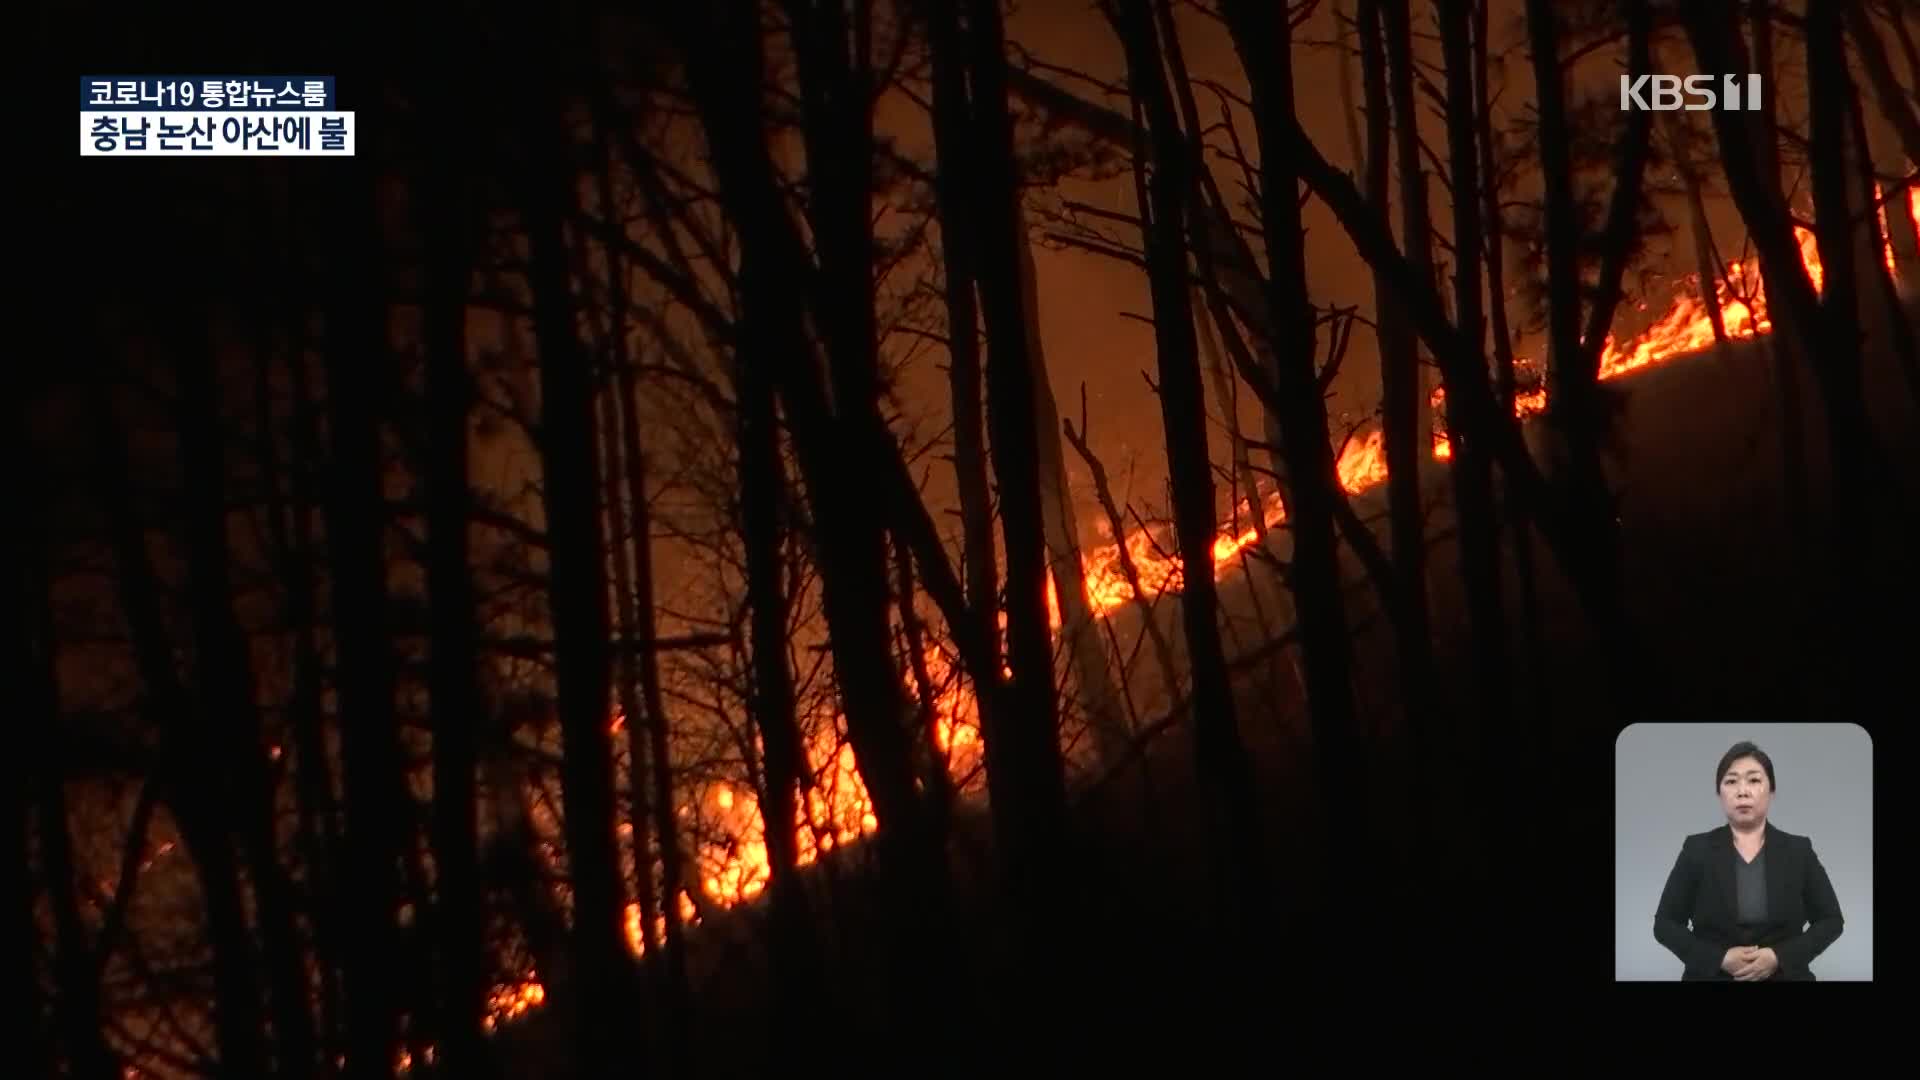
927 0 1005 834
1527 0 1638 675
1152 0 1276 583
926 1 1002 684
90 384 268 1080
322 167 409 1080
1220 0 1367 930
1420 0 1504 944
612 371 693 1044
518 83 633 1076
176 326 316 1080
1115 0 1269 950
957 0 1074 1035
958 0 1074 872
1381 0 1451 743
1800 0 1895 708
596 357 662 1015
419 118 492 1080
626 374 694 1076
1472 0 1548 723
1357 0 1438 739
1528 0 1589 410
733 278 827 1051
1744 0 1816 673
1017 223 1129 764
1806 2 1886 512
1438 0 1514 747
583 107 673 1057
1580 0 1656 691
1461 2 1547 729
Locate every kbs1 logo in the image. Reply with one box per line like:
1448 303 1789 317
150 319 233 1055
1619 73 1764 112
80 76 356 156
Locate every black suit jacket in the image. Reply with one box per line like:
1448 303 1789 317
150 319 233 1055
1653 822 1844 981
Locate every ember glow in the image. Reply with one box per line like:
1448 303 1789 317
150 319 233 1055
486 189 1916 1031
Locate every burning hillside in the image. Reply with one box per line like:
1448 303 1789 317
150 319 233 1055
473 188 1917 1036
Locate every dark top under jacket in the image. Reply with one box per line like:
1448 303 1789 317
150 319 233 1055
1653 822 1844 981
1734 845 1767 926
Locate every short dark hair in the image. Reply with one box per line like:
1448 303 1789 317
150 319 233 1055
1716 741 1776 792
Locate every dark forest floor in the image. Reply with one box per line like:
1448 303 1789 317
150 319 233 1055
492 311 1917 1072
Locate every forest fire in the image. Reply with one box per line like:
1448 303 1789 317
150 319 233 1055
45 2 1920 1070
481 186 1919 1034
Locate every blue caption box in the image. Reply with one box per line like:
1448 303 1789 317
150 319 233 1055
80 76 337 111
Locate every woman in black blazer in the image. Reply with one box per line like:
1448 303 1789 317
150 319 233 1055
1653 741 1845 981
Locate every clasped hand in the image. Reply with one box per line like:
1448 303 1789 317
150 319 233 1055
1720 946 1780 981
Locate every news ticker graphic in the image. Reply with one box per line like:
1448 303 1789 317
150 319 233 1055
80 76 355 156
